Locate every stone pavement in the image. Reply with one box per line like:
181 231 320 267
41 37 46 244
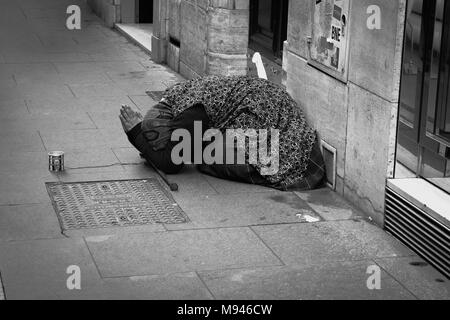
0 0 449 300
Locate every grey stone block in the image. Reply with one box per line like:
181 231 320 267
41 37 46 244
0 238 102 299
167 191 320 230
85 227 282 277
0 203 63 242
375 256 450 300
252 220 414 266
295 189 365 221
199 260 415 300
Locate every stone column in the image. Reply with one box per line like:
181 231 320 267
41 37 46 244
177 0 250 79
152 0 169 63
206 1 250 76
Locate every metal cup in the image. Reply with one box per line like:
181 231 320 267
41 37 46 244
48 151 65 172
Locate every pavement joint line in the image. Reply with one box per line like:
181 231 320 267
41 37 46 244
162 221 337 232
82 236 105 279
0 271 6 300
11 74 18 86
23 99 31 114
195 271 217 300
162 224 303 233
85 112 98 129
111 147 126 165
66 84 77 98
0 236 66 244
292 191 327 221
172 258 387 280
0 203 44 208
202 177 220 195
96 261 286 280
373 259 420 300
37 130 47 151
248 226 287 267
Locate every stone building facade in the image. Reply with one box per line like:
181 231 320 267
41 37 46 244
89 0 408 225
152 0 251 79
283 0 406 225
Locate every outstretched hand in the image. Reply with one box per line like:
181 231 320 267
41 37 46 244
119 105 143 133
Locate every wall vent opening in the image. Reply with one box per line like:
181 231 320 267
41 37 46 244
321 140 337 190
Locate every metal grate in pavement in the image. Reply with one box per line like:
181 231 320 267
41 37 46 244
46 179 189 231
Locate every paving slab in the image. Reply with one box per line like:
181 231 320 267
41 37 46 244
75 96 136 113
252 220 415 266
25 96 86 114
198 260 416 300
18 83 74 100
56 147 121 171
2 52 91 64
0 111 96 133
112 79 169 95
101 273 213 300
375 256 450 300
0 238 103 299
203 174 278 194
166 191 321 231
36 35 79 52
0 62 58 79
85 227 282 277
39 129 105 150
68 83 129 98
0 171 58 205
0 202 63 242
0 151 50 175
88 50 144 63
55 166 130 184
58 72 113 86
295 189 366 221
0 86 26 101
62 225 166 239
40 128 130 151
53 61 112 76
112 147 145 165
23 7 67 19
87 111 124 130
25 96 133 114
0 99 30 119
0 131 45 152
128 95 159 112
0 74 15 89
26 17 69 32
106 69 182 83
123 164 218 196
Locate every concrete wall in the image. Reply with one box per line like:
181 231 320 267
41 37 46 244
284 0 406 224
152 0 250 79
87 0 135 26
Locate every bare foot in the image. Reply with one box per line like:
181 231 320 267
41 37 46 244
119 105 143 133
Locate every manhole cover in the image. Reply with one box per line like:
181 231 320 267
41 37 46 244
145 90 165 101
46 179 189 230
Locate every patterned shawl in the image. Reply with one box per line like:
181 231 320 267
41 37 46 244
162 75 317 190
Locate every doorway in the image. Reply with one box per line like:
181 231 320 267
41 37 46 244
396 0 450 194
249 0 289 61
135 0 153 23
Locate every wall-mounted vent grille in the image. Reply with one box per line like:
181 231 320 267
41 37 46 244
384 187 450 278
320 140 337 191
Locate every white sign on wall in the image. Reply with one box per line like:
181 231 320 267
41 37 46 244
309 0 351 81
